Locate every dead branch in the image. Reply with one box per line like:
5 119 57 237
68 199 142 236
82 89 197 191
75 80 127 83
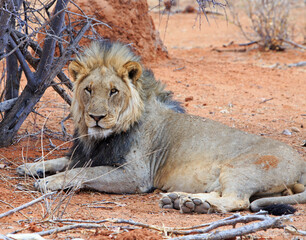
37 222 137 236
0 98 18 112
0 192 56 219
47 213 290 239
8 35 35 87
285 225 306 236
52 218 165 232
12 30 73 91
60 113 71 138
0 234 13 240
282 39 306 50
260 98 274 104
37 224 103 236
287 61 306 68
170 215 288 240
0 0 98 146
50 81 72 105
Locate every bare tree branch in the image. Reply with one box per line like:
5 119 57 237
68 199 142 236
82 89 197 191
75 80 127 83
8 35 35 88
35 0 69 81
0 0 14 58
0 97 17 112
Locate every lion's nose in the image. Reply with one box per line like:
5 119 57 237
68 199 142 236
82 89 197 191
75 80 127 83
89 114 106 122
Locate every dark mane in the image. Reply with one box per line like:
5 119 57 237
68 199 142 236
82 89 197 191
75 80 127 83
67 124 139 168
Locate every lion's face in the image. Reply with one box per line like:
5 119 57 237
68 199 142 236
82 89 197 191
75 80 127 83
80 67 132 138
69 54 144 140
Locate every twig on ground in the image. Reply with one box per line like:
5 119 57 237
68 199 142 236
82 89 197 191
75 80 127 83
173 66 185 71
170 214 288 239
239 41 259 47
282 39 306 50
285 225 306 236
37 223 137 236
212 47 246 53
82 201 126 207
0 234 14 240
260 98 273 104
46 213 290 239
0 192 56 219
287 61 306 68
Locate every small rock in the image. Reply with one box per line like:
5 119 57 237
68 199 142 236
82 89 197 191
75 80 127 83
183 5 196 13
220 109 229 114
185 96 193 102
0 163 6 169
291 127 300 133
282 129 292 136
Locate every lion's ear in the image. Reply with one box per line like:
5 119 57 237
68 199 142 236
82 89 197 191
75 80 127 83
123 61 142 84
69 60 87 81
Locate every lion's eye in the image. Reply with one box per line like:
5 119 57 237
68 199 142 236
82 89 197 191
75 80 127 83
110 88 118 96
85 87 92 94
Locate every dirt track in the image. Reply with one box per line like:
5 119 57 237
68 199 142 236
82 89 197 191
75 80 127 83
0 3 306 240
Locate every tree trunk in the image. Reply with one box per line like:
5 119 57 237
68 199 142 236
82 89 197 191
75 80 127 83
0 0 70 147
0 85 41 145
4 0 23 110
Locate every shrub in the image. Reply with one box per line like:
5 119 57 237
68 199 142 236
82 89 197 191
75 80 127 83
231 0 291 50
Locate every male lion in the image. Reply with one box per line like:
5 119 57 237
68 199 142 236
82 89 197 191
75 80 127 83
17 41 306 214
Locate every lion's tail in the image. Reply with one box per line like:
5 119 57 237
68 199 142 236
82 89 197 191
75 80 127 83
250 188 306 215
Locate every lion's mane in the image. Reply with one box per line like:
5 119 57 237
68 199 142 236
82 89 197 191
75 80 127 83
68 41 184 168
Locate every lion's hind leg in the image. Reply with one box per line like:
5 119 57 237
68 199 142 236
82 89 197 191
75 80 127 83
17 157 69 178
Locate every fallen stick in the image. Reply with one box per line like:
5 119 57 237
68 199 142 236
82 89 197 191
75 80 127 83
47 213 289 238
0 192 56 219
260 97 273 104
169 213 276 235
37 223 104 236
287 61 306 68
282 39 306 50
0 234 13 240
52 218 165 232
285 225 306 236
170 215 287 240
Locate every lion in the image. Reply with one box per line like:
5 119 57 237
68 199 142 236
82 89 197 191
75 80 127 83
17 41 306 215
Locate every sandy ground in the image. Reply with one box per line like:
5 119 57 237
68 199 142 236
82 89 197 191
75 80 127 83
0 3 306 240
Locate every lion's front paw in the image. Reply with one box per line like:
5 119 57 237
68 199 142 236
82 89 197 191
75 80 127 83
179 196 211 214
34 175 67 192
17 163 47 178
